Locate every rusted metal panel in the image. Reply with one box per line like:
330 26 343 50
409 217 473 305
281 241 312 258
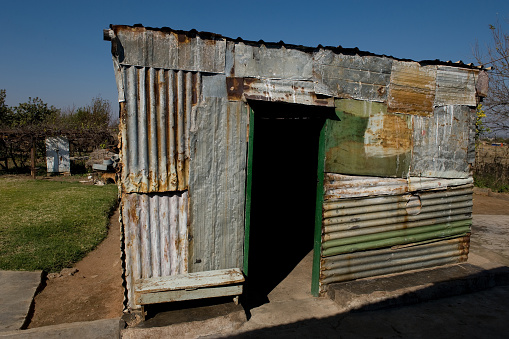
435 66 477 106
242 78 334 107
121 66 200 193
320 236 469 288
188 99 248 273
387 61 436 116
122 191 189 309
411 105 475 178
313 50 392 102
319 175 472 290
324 173 474 200
234 42 313 80
325 99 411 177
322 186 472 255
111 26 226 73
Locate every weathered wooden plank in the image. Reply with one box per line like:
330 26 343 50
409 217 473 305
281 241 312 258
136 285 243 305
135 268 244 293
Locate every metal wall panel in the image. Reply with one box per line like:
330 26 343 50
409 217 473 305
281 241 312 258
188 98 248 273
122 66 201 193
322 185 472 256
313 50 393 102
122 191 188 309
113 26 226 73
435 66 477 107
387 61 436 116
411 105 475 178
324 173 474 200
242 78 334 107
321 236 469 286
234 42 313 80
320 174 472 291
325 99 412 177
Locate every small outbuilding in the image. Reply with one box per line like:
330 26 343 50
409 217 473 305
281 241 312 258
104 25 487 312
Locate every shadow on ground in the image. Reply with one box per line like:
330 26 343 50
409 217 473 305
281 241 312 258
225 267 509 338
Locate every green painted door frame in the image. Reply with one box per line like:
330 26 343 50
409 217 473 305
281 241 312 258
243 107 326 297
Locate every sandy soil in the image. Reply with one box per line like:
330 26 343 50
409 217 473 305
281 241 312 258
25 192 508 328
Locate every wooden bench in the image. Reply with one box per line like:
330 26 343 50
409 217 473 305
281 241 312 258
134 268 244 306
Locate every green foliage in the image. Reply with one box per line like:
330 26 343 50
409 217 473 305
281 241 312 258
63 96 112 129
10 97 60 127
0 177 118 272
475 103 491 140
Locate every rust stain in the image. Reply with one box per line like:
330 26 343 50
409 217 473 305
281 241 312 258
226 77 244 101
364 113 412 157
177 33 191 44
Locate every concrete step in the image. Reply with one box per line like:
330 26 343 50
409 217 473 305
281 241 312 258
327 263 509 312
0 319 122 339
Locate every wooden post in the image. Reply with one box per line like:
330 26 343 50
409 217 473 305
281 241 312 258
31 137 36 179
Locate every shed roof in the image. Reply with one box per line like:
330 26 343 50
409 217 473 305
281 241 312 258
104 24 486 70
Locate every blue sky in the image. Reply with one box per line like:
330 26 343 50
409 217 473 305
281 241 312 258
1 0 508 116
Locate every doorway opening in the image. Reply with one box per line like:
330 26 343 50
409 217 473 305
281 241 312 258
243 101 335 308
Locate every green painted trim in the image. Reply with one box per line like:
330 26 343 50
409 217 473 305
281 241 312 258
323 220 472 249
322 226 471 257
243 108 255 277
311 120 327 297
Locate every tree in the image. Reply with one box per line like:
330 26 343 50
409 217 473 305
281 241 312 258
474 21 509 134
10 97 60 127
0 89 12 126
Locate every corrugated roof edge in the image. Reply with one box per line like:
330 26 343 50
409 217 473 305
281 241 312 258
105 24 489 70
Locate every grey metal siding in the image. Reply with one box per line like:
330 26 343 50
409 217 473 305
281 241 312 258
313 50 393 102
411 105 475 178
113 26 226 73
122 191 189 309
435 66 477 107
321 236 469 285
188 98 248 273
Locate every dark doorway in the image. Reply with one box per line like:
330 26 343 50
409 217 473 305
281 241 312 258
244 101 334 308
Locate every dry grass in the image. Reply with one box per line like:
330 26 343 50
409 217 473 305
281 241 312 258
474 144 509 192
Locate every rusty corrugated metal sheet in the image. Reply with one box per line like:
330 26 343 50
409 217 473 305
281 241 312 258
121 66 200 193
435 66 477 106
411 105 475 178
188 99 248 273
321 236 469 287
325 99 412 177
387 61 436 116
322 185 472 256
313 50 393 102
320 175 472 290
234 42 313 80
242 78 334 107
324 173 474 200
122 191 188 309
111 26 226 73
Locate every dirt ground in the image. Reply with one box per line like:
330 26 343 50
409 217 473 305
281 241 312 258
25 191 509 328
27 208 124 328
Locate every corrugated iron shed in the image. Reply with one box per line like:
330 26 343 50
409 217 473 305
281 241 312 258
104 24 485 311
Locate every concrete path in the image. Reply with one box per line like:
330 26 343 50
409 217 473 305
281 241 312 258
0 270 42 332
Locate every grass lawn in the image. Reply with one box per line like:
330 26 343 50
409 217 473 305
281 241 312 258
0 176 118 272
